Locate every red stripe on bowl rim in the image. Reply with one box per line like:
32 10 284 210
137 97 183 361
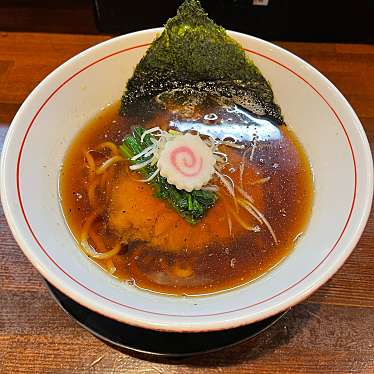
15 43 357 317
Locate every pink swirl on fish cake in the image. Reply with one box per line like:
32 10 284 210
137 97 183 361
170 146 203 177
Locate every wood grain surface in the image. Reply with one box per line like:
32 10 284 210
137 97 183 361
0 32 373 374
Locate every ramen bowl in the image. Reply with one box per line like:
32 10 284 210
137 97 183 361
1 29 372 332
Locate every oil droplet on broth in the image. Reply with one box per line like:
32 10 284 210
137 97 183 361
171 104 281 145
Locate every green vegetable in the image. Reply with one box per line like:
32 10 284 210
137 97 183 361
119 127 217 224
120 0 282 123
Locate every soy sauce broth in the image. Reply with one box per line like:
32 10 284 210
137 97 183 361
60 100 313 296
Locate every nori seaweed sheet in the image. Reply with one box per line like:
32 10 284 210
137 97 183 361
120 0 282 124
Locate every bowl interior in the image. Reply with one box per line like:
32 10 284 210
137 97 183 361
1 29 372 331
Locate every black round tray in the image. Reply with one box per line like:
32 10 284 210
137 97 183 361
45 280 287 357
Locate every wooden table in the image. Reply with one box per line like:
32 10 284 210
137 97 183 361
0 32 373 374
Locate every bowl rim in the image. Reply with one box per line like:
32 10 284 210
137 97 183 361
1 28 373 331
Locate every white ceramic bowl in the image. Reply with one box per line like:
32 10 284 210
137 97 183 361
1 29 373 332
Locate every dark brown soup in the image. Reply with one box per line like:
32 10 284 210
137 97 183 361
60 100 313 296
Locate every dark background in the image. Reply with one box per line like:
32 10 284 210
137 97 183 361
0 0 373 43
